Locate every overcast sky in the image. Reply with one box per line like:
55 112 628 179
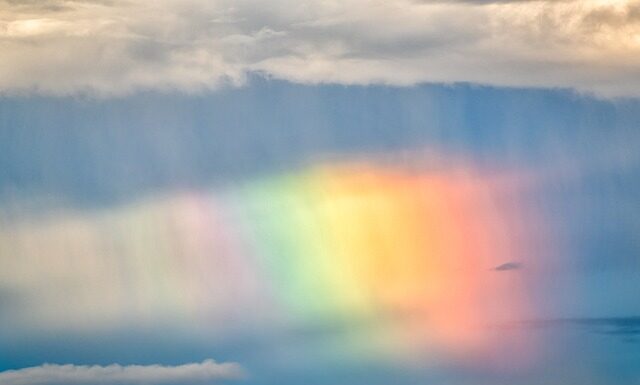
1 2 640 385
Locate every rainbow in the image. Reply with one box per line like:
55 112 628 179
0 161 542 362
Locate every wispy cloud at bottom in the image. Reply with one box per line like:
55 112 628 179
0 359 245 385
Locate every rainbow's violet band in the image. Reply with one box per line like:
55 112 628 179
0 162 545 363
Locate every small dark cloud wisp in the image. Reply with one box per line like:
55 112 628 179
493 262 523 271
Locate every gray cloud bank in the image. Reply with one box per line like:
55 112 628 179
1 0 640 97
0 360 244 385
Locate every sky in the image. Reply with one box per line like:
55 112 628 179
1 1 640 385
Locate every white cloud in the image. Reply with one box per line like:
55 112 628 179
1 0 640 96
0 360 245 385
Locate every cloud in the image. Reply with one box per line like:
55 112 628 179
524 316 640 338
0 360 245 385
1 0 640 97
493 262 523 271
